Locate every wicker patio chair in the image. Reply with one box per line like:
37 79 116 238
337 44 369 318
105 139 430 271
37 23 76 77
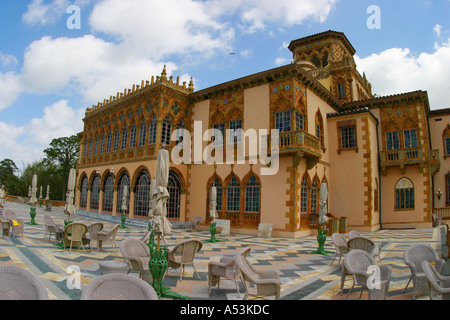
119 237 151 282
422 260 450 300
348 230 361 239
432 214 444 227
80 273 158 300
186 216 202 232
234 255 281 300
43 214 63 242
0 265 49 300
347 236 381 261
330 233 349 265
97 224 120 252
167 239 203 281
343 249 391 300
140 231 151 244
63 222 88 252
84 222 104 251
403 244 446 299
3 210 24 237
0 218 11 238
208 246 251 297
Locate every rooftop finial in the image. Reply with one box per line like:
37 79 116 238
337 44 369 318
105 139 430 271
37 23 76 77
161 65 167 81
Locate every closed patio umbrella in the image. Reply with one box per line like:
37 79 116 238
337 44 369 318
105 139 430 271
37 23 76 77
150 149 172 240
64 168 76 221
318 181 329 225
210 186 217 222
45 185 50 201
121 185 129 212
29 175 38 205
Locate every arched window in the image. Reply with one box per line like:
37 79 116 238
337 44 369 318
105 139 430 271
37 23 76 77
100 133 105 154
395 178 414 210
102 174 114 213
106 131 112 153
134 171 151 217
167 171 181 219
226 176 240 212
300 176 308 213
89 139 93 156
129 122 137 149
245 175 260 213
94 136 99 155
161 115 172 146
148 116 157 145
121 125 128 150
175 119 185 147
138 121 147 147
113 129 120 151
90 175 100 210
310 178 319 214
117 173 130 214
80 176 88 208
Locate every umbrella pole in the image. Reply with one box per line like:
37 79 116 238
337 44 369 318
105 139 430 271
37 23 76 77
27 204 39 225
148 232 189 300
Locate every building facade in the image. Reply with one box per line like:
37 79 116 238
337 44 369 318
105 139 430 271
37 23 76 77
75 31 449 237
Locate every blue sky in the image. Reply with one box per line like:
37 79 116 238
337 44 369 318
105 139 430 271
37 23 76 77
0 0 449 170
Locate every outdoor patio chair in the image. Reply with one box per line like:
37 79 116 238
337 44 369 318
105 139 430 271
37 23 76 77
186 216 202 232
403 244 446 299
343 249 391 300
3 210 24 237
0 265 49 300
80 273 158 300
0 218 11 238
234 255 281 300
43 214 63 242
347 236 381 261
63 222 88 253
83 222 104 251
348 230 361 239
119 237 151 282
140 230 151 244
97 224 121 252
167 239 203 281
432 214 444 227
330 233 349 265
421 260 450 300
208 246 251 297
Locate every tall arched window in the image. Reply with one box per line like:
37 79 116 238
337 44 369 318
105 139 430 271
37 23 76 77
117 173 130 214
113 129 120 151
310 178 319 214
245 176 260 213
121 125 128 150
161 115 172 146
226 176 240 212
94 136 99 155
80 176 88 208
167 171 181 219
395 177 414 210
106 131 112 153
129 122 137 149
90 175 100 210
138 120 147 147
102 174 114 213
148 116 157 145
134 171 150 217
300 176 308 213
175 119 185 147
100 133 105 154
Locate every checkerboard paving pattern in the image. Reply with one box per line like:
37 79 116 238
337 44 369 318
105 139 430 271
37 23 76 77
0 202 447 300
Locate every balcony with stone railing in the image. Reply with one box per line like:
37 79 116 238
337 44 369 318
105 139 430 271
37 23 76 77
380 147 440 175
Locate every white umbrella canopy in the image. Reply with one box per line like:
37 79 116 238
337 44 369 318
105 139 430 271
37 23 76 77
318 181 329 225
121 185 129 212
39 185 43 199
29 175 38 204
210 186 218 221
64 168 76 216
45 185 50 200
150 149 172 237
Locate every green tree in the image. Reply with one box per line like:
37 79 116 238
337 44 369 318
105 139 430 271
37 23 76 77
0 159 21 195
43 135 80 200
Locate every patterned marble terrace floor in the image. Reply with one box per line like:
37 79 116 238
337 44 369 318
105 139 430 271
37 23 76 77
0 201 448 301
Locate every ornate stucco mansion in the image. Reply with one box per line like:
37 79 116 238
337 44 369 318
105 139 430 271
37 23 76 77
75 31 450 237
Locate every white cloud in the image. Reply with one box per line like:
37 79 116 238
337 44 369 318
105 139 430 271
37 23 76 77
355 39 450 109
22 0 70 26
433 24 442 37
275 57 289 66
0 72 22 111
